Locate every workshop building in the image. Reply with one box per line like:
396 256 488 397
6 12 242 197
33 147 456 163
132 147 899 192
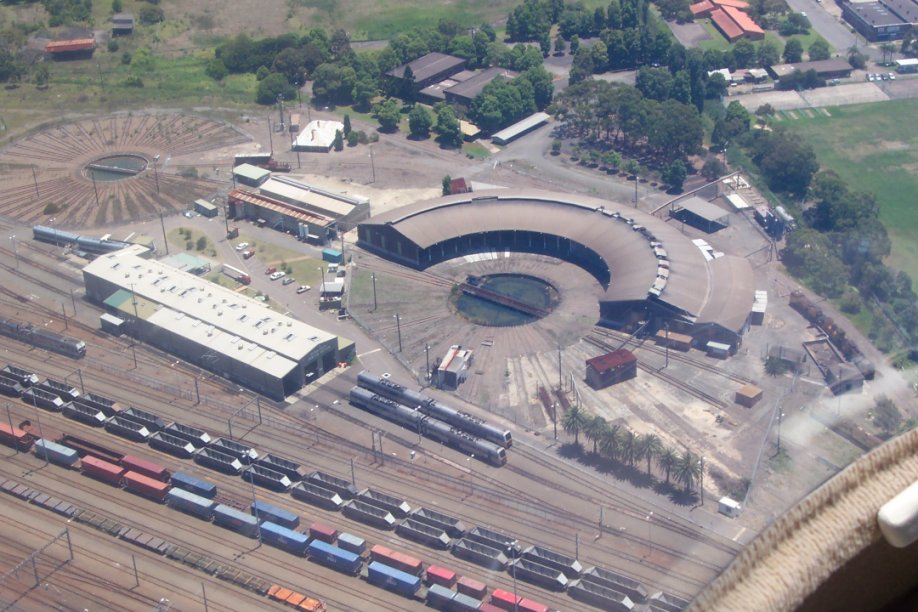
436 345 473 390
585 350 637 390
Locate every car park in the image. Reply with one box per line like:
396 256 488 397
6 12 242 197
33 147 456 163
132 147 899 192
296 285 311 294
242 249 255 259
234 242 249 251
269 271 286 281
282 277 295 285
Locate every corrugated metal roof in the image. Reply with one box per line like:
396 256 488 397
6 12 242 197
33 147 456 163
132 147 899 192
388 52 466 82
678 197 730 223
586 349 636 372
45 39 96 53
229 189 334 227
710 9 744 40
696 254 755 331
492 112 550 144
233 163 270 182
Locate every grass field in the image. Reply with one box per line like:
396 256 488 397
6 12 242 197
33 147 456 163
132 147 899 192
781 98 918 282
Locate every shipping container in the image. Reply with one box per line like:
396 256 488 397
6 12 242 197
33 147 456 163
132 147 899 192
521 545 581 578
467 527 520 558
208 437 259 464
74 393 121 417
411 507 466 538
165 422 211 448
457 577 488 600
308 522 338 543
170 472 217 499
57 435 123 463
256 453 306 481
358 488 411 518
397 518 451 549
581 566 648 602
479 603 503 612
336 532 366 556
426 565 458 588
33 438 79 467
568 579 634 611
62 401 107 426
427 583 456 609
307 539 362 575
167 487 216 520
2 364 39 387
370 544 424 576
321 248 342 263
22 387 66 411
260 521 309 556
367 561 421 598
105 416 151 442
0 373 23 397
120 407 168 432
36 379 80 402
194 447 244 475
243 464 293 491
121 455 170 482
452 591 484 611
342 499 396 530
307 471 357 499
452 539 508 571
123 471 170 502
213 504 260 538
0 422 36 451
251 500 300 529
81 455 126 485
290 481 344 511
490 589 521 611
517 598 550 612
508 558 568 591
149 431 197 459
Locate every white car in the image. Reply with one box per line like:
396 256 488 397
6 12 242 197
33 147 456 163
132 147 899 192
234 242 249 251
296 285 311 294
269 271 285 281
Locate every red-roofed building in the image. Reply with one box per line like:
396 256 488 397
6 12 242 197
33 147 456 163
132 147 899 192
710 9 745 41
690 0 715 17
45 38 96 58
715 0 751 9
448 177 472 195
722 5 765 39
585 349 637 389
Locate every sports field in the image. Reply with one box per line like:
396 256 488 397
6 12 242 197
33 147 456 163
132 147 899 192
780 98 918 283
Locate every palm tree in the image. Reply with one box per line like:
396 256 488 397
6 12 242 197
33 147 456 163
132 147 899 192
675 450 703 492
658 446 678 484
599 423 621 461
583 415 607 455
562 405 588 447
638 433 663 476
619 429 637 466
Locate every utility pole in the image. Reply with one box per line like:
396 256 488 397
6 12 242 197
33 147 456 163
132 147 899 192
371 272 377 311
31 167 39 198
425 344 430 383
6 404 17 454
634 173 638 208
664 323 670 369
369 145 376 183
9 235 18 269
558 344 563 392
394 313 402 353
159 213 169 255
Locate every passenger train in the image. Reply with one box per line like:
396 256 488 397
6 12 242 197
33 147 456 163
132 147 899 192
356 371 512 448
348 387 507 467
0 317 86 358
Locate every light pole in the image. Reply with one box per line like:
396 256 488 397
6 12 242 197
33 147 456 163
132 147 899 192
317 266 325 310
425 344 430 383
775 411 786 456
645 512 654 557
552 403 558 440
394 313 402 353
507 547 518 612
9 235 18 269
371 272 377 311
369 145 376 183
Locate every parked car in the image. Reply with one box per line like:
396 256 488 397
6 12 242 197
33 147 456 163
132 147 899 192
265 266 277 275
888 72 896 80
296 285 311 294
242 249 255 259
235 242 249 251
269 271 286 281
282 277 295 285
183 211 195 219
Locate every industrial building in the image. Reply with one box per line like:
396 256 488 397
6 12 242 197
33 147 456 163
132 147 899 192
585 350 637 390
232 163 271 187
767 59 855 81
670 197 730 233
257 176 370 231
443 67 519 106
436 345 473 390
491 113 550 145
111 13 134 35
293 120 344 152
358 190 756 351
45 38 96 59
82 245 340 401
842 0 917 41
387 52 467 91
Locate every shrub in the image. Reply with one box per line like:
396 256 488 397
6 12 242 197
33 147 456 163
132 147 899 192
107 40 119 53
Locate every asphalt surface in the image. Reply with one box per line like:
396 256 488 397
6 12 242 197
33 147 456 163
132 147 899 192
781 0 880 60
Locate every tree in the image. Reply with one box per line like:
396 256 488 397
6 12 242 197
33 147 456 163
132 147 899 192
618 429 637 466
874 395 902 435
701 157 726 181
733 39 756 68
139 6 165 24
584 415 608 455
554 33 566 56
675 450 702 492
783 39 804 64
662 159 687 192
374 98 401 132
343 114 352 136
195 236 207 251
352 76 377 111
569 34 580 55
112 0 123 12
847 48 867 69
637 433 662 476
255 65 270 81
333 129 344 151
880 42 896 65
255 73 295 105
706 72 728 99
765 356 790 376
569 47 594 86
658 447 678 484
442 175 451 195
808 39 830 61
635 67 673 101
562 405 588 447
347 130 359 147
33 63 50 89
408 104 432 139
751 128 819 197
757 40 780 68
599 424 622 461
434 105 462 148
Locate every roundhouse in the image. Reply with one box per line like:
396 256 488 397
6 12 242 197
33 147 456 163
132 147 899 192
358 190 754 348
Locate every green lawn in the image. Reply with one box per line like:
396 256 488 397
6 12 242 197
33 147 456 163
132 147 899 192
698 20 732 52
782 99 918 282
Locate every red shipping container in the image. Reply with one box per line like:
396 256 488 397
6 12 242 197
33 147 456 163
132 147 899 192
308 522 338 543
457 576 488 599
479 604 504 612
491 589 522 610
0 422 33 451
426 565 458 587
82 455 126 485
121 454 170 481
518 598 549 612
370 544 423 575
124 471 170 502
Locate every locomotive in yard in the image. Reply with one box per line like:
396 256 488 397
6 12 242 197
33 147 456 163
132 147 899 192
348 386 507 467
356 371 512 449
0 317 86 358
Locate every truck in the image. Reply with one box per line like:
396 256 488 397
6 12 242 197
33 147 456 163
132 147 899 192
222 264 251 286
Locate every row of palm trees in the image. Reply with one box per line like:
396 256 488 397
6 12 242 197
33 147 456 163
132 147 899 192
561 405 703 494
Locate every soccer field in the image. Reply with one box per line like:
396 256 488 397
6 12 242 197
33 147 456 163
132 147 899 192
782 98 918 283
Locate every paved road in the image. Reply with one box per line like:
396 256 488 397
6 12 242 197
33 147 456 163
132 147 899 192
782 0 880 60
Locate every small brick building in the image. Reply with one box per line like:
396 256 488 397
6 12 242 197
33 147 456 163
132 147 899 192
585 350 637 390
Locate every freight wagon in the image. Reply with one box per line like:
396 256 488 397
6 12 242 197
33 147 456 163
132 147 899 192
170 472 217 499
516 598 550 612
370 544 424 576
457 577 488 600
105 415 151 442
490 589 520 610
57 434 123 463
33 438 79 467
290 481 344 510
121 455 171 482
243 464 292 491
164 422 211 448
307 539 363 575
568 578 634 611
74 393 121 417
81 455 126 485
256 453 306 481
367 561 422 598
466 527 521 557
36 379 80 402
397 518 451 549
213 504 260 538
123 471 170 502
508 558 568 591
521 545 582 578
358 487 411 518
251 500 300 529
412 507 466 539
120 407 168 432
427 583 459 609
194 447 244 474
63 402 107 426
426 565 458 588
22 387 66 411
307 471 357 499
260 521 309 556
0 373 23 397
1 364 39 387
0 422 36 451
336 532 366 556
208 437 259 463
452 539 508 571
451 591 485 611
167 487 217 520
342 499 396 530
149 431 197 458
581 566 648 602
308 522 338 543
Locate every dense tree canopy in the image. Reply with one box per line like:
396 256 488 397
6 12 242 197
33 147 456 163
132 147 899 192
749 128 819 197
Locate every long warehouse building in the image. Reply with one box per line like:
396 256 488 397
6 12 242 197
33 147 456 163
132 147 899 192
82 245 339 400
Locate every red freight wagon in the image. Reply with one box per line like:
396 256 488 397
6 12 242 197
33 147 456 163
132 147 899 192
490 589 522 610
370 544 424 575
121 455 170 482
518 598 549 612
0 422 36 451
479 604 504 612
457 576 488 599
81 455 126 485
426 565 458 587
123 471 170 502
308 522 338 543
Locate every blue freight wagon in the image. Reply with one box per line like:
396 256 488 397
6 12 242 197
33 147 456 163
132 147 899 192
171 472 217 499
213 504 260 538
33 438 79 467
337 532 367 556
251 500 300 529
367 561 422 598
260 521 309 556
427 583 456 608
167 487 217 520
307 539 363 575
452 590 483 610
